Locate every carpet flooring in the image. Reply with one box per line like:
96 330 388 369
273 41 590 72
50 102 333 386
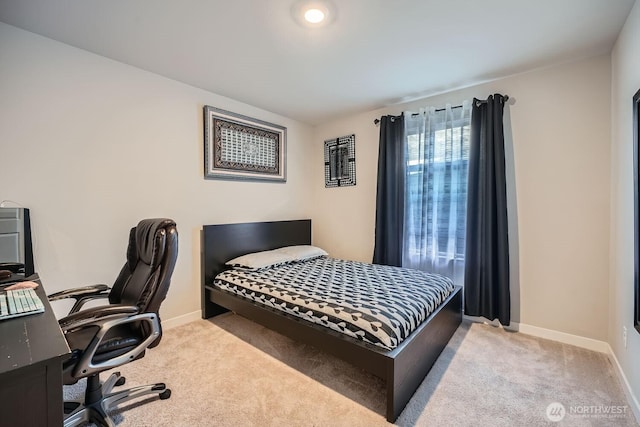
64 315 638 426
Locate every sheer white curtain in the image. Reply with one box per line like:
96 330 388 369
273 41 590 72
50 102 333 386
402 102 471 285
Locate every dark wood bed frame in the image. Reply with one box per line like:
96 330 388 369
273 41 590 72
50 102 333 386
201 219 462 422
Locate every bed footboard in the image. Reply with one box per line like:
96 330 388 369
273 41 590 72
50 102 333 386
386 288 462 421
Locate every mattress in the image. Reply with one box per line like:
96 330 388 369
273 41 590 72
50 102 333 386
213 257 455 350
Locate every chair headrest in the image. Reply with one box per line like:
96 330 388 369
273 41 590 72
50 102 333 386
127 219 176 269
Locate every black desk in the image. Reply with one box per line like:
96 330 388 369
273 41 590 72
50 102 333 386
0 277 70 427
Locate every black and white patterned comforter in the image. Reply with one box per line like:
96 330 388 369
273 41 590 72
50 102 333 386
213 257 455 350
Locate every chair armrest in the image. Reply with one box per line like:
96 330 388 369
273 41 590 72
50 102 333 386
59 304 139 332
65 310 161 379
48 284 110 301
48 284 111 315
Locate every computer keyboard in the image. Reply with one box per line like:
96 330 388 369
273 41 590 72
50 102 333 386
0 288 45 321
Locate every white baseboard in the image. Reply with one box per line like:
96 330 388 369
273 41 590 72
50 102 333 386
606 344 640 423
509 321 610 353
464 316 609 352
161 310 201 330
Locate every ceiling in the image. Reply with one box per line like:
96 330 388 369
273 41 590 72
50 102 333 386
0 0 636 125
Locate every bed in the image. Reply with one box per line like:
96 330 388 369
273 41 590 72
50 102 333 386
201 219 462 422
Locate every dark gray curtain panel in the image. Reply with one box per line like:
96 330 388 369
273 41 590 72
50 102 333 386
373 114 405 266
464 94 511 325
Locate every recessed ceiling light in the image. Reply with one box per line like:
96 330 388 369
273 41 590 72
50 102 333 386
292 0 336 28
304 8 325 24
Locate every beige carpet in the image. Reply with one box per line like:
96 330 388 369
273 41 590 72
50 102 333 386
65 315 638 426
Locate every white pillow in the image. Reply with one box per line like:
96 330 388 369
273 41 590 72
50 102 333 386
273 245 328 261
225 249 294 271
225 245 328 271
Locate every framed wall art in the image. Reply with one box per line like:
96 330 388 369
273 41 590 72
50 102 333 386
204 106 286 182
324 134 356 188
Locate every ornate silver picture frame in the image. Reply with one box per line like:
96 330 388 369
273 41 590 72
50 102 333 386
324 134 356 188
204 106 286 182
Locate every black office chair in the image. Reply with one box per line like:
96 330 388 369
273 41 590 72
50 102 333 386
48 218 178 427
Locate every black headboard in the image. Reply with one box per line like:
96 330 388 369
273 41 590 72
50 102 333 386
201 219 311 287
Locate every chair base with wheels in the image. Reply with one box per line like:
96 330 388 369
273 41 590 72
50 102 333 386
63 372 171 427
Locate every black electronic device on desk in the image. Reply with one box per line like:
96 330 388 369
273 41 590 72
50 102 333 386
0 208 35 285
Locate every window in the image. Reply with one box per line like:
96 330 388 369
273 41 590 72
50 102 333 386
402 104 471 284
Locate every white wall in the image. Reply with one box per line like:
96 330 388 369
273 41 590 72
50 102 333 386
0 22 314 321
610 0 640 410
312 55 612 341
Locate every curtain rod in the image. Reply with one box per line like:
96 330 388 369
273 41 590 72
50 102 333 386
373 94 509 125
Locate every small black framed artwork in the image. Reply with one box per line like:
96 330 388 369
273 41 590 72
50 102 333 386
324 134 356 188
204 106 286 182
634 88 640 333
